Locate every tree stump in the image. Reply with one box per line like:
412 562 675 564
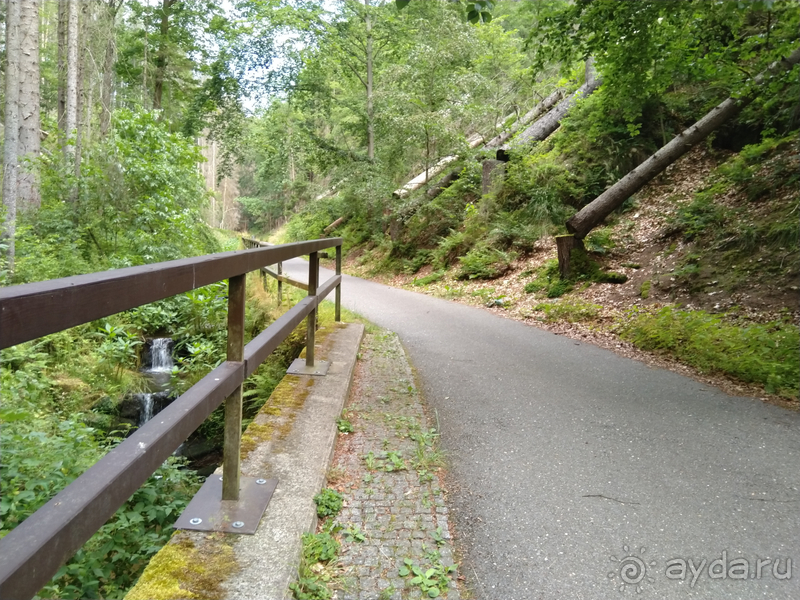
481 159 505 195
556 234 584 279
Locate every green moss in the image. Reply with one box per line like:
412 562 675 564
125 533 239 600
639 280 652 299
240 422 275 459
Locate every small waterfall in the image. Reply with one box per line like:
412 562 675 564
138 394 155 426
136 338 175 428
148 338 174 373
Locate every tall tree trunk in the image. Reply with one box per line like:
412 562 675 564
153 0 175 111
100 0 120 137
73 0 90 185
566 47 800 239
497 59 600 161
57 0 67 142
365 0 374 161
64 0 78 153
3 0 21 270
17 0 41 210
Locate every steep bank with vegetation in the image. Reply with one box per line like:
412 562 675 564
339 140 799 405
266 0 798 404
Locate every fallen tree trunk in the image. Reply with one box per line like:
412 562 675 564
323 216 346 234
484 89 564 150
566 47 800 239
497 60 600 161
393 155 458 199
426 170 461 199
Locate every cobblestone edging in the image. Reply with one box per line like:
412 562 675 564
328 330 461 600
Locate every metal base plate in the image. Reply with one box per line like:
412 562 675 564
287 358 330 376
173 476 277 534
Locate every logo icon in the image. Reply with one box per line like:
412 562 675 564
609 545 657 593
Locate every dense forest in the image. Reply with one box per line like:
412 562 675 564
1 0 798 598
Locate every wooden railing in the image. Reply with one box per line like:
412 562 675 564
0 238 343 600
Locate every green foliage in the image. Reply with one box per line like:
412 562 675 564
585 227 616 255
413 271 445 286
499 148 580 218
523 259 572 298
290 531 340 600
301 532 340 563
313 488 343 519
15 109 219 283
96 323 143 376
0 407 200 599
456 244 514 280
342 525 366 543
672 190 730 242
336 418 354 433
398 556 457 598
619 307 799 398
290 577 332 600
533 299 601 323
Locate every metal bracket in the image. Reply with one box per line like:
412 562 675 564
287 358 330 376
174 476 277 535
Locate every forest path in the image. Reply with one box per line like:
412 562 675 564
283 258 800 600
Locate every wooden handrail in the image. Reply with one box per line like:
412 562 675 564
0 237 344 600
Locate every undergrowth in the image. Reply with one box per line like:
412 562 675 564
618 307 799 398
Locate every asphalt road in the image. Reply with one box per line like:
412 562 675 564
284 258 800 600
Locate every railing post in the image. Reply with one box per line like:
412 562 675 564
335 244 342 322
222 274 245 501
277 262 283 306
306 252 318 367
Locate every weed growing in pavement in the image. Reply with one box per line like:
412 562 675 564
378 585 396 600
364 451 377 471
398 555 457 598
342 525 366 543
385 451 407 472
336 418 353 433
313 488 343 519
290 532 340 600
431 526 446 546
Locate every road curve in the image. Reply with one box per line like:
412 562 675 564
283 258 800 600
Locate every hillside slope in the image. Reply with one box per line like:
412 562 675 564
338 142 799 407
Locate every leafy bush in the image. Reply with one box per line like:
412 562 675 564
0 408 200 600
456 244 514 280
313 488 343 519
15 109 218 283
618 307 799 398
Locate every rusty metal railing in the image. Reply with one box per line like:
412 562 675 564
0 238 343 600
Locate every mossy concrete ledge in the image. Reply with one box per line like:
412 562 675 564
125 322 365 600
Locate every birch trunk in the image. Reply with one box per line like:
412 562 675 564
3 0 21 268
65 0 78 153
17 0 41 210
566 47 800 239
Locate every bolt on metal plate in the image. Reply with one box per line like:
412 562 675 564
287 358 330 376
173 476 278 535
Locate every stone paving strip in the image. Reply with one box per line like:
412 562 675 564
325 329 461 600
